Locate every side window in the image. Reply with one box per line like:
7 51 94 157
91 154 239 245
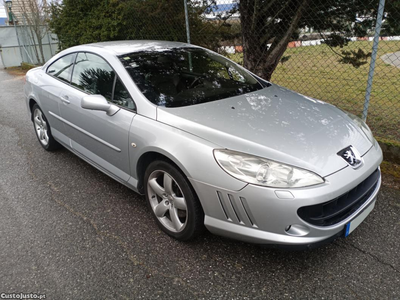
112 77 136 110
47 53 76 83
71 52 115 100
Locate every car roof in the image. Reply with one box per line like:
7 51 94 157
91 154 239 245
84 40 198 55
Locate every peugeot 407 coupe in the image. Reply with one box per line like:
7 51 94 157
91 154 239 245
24 41 382 249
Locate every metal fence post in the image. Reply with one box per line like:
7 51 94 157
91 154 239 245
183 0 193 71
13 23 24 64
362 0 386 121
184 0 191 44
47 30 54 57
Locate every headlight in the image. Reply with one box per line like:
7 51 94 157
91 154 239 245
344 112 375 144
213 149 324 188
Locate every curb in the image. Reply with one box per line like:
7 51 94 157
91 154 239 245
21 62 38 70
377 138 400 165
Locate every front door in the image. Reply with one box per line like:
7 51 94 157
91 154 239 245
59 52 136 182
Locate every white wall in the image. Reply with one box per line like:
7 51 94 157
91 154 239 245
0 25 59 67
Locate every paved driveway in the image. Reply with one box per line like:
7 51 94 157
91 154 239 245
0 68 399 299
381 51 400 68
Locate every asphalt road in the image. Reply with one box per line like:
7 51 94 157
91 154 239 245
0 68 399 299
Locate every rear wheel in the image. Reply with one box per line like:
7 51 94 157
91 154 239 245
144 160 204 241
32 104 60 151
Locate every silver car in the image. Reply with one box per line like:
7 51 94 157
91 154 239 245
24 41 382 249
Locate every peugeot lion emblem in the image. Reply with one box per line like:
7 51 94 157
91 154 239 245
337 146 363 169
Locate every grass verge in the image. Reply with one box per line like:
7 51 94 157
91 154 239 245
5 62 38 76
381 161 400 190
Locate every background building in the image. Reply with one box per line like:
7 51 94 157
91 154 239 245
3 0 28 24
0 4 8 25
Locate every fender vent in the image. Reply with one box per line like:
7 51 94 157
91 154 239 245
216 191 258 228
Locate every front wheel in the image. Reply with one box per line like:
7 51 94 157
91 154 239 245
144 160 204 241
32 104 60 151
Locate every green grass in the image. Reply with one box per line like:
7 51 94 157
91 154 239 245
229 41 400 141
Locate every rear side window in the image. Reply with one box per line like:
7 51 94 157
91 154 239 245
71 52 115 100
47 53 76 83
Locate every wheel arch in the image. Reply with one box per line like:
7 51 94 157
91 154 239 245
28 98 38 116
136 150 192 195
28 98 52 128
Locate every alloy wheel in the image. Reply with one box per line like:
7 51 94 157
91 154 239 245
33 108 49 146
147 170 188 233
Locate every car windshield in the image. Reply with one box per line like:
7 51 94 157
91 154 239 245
119 48 264 107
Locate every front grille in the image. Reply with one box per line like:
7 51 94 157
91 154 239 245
298 168 380 226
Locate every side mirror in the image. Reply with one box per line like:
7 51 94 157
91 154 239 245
81 95 120 116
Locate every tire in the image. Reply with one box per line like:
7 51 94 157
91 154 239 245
32 104 61 151
144 160 204 241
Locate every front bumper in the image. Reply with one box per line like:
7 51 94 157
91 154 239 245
190 143 382 247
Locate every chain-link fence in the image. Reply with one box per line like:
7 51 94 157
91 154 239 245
1 0 58 68
0 24 57 67
171 0 400 143
16 24 58 65
33 0 400 143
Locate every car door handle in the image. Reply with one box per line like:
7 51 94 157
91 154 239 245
60 95 70 104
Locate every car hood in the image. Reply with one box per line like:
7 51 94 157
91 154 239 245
157 84 372 177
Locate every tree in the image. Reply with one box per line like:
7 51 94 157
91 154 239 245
238 0 381 80
48 0 235 51
15 0 50 64
48 0 397 81
382 0 400 35
48 0 125 49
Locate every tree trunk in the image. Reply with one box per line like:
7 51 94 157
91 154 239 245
240 0 269 74
37 37 45 65
240 0 308 81
262 0 308 80
28 25 41 64
35 28 46 64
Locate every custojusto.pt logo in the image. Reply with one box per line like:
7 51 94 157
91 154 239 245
0 293 46 299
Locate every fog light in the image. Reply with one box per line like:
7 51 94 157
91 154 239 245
285 224 310 236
